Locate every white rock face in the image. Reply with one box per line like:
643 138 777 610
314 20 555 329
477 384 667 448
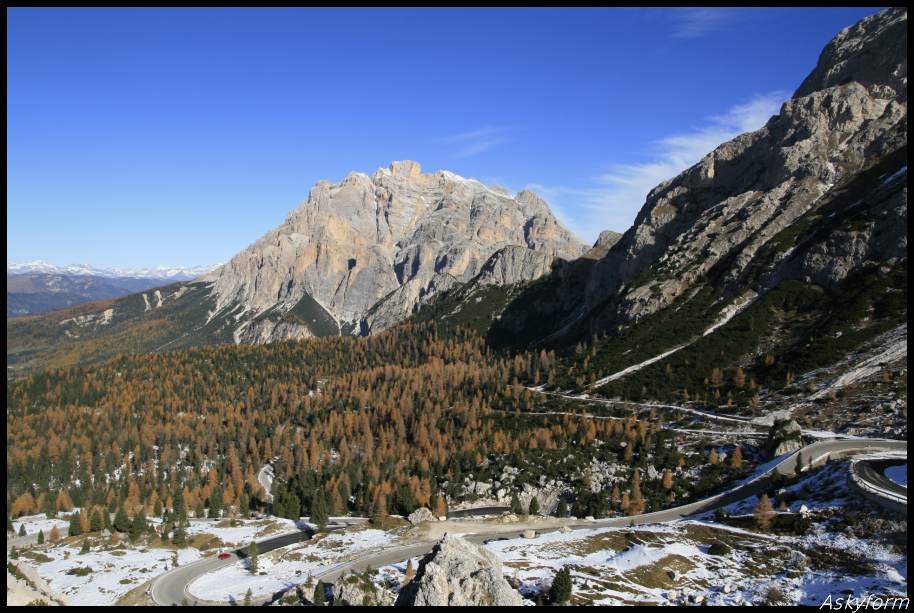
395 534 525 606
407 507 437 525
201 161 585 343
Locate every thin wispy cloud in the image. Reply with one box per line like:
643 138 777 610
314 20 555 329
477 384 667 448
526 91 789 245
440 126 513 157
670 8 739 39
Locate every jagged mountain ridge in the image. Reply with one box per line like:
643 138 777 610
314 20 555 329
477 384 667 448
201 160 585 343
491 7 907 354
7 163 585 374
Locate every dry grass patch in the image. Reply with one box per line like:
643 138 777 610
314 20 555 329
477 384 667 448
623 554 696 590
187 533 227 551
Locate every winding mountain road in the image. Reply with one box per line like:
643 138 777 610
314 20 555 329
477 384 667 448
149 437 906 606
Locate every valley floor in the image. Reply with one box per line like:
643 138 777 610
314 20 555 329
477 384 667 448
7 455 907 607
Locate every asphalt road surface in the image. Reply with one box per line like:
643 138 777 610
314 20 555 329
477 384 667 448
853 458 908 499
150 437 906 605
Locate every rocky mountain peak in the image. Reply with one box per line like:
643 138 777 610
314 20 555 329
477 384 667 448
493 8 907 348
793 7 906 100
388 159 423 179
203 160 586 343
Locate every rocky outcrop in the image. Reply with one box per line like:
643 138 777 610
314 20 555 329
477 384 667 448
200 162 585 343
583 230 623 260
495 8 907 348
395 534 524 606
332 572 396 606
472 245 556 288
585 14 906 319
769 419 804 457
407 507 437 525
793 8 907 100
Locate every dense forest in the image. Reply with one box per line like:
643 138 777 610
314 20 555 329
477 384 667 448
7 321 749 534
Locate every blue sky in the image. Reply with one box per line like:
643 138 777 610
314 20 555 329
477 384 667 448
8 7 882 268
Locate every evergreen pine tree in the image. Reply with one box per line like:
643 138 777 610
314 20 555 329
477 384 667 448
313 580 326 605
80 539 90 554
528 497 540 516
550 566 573 604
90 509 103 533
43 494 56 519
113 505 130 533
510 493 523 515
37 529 45 544
310 492 329 531
244 587 253 606
129 509 147 542
248 541 259 573
175 488 188 527
19 524 26 537
208 488 223 519
369 499 383 528
69 512 83 537
556 499 569 518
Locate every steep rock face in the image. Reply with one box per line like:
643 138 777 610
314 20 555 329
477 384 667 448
583 230 623 260
473 245 557 287
201 162 585 342
395 534 524 606
496 7 906 346
793 7 907 99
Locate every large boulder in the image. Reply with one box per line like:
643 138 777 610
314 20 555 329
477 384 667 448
332 572 396 606
395 534 524 606
407 507 437 525
769 419 804 456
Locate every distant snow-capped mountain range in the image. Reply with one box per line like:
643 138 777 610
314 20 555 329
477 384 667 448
7 260 221 281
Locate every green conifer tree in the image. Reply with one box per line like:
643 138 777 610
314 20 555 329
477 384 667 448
550 566 573 604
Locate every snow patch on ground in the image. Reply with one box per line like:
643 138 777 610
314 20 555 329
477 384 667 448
589 345 687 389
12 513 72 537
702 291 758 337
183 517 307 546
809 324 906 400
187 528 395 602
478 515 906 605
21 543 202 606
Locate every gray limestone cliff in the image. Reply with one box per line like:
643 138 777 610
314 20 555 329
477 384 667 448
199 161 586 343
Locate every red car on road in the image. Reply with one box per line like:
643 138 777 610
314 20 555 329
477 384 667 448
217 552 232 560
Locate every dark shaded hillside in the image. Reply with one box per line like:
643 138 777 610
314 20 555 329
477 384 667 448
7 272 177 316
485 8 907 397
